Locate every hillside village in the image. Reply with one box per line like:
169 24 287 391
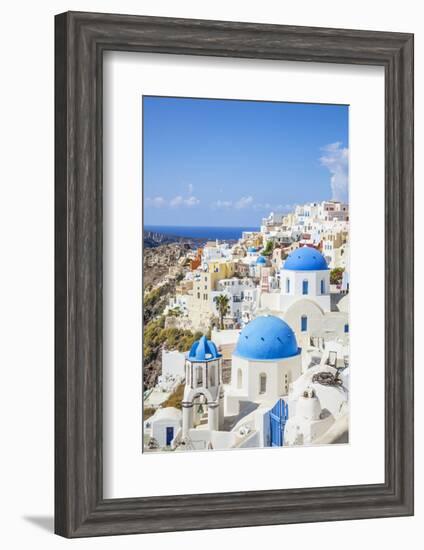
143 200 350 451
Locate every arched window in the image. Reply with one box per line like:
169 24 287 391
302 280 309 295
209 364 216 386
259 373 267 394
301 315 308 332
320 279 325 294
286 278 290 293
237 368 243 389
196 366 203 387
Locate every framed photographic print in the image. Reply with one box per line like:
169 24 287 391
55 11 414 537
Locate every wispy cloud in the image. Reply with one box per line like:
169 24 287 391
169 194 200 207
212 196 254 210
146 194 200 208
184 195 200 207
212 196 293 214
253 202 293 212
169 195 184 207
320 142 349 202
146 196 166 208
212 200 233 209
235 196 254 209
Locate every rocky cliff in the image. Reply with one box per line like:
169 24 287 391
143 242 189 290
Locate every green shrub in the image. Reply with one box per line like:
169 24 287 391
330 267 344 285
262 240 274 256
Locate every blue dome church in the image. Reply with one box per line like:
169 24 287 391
258 245 349 354
225 316 302 418
256 255 267 266
256 246 332 345
279 245 331 313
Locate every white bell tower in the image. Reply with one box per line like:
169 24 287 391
182 336 224 438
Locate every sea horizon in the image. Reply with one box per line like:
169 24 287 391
144 224 259 241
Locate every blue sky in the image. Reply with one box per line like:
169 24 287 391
143 96 348 227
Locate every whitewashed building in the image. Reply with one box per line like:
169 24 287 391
259 246 349 345
225 315 302 416
212 277 258 326
144 407 182 448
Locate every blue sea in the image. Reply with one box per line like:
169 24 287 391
145 225 259 241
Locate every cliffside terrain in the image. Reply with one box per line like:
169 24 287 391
143 242 189 290
143 240 200 389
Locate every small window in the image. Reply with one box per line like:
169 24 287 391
301 315 308 332
344 323 349 333
302 280 309 295
320 279 325 294
237 368 243 389
286 278 290 293
259 373 267 394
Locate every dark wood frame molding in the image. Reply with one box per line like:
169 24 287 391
55 11 414 538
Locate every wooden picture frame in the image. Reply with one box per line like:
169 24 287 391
55 11 414 538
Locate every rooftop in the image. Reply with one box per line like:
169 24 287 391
188 335 222 362
234 315 300 361
283 245 328 271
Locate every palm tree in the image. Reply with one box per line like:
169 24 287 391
215 294 230 330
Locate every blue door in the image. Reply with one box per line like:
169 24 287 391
166 426 174 446
269 398 289 446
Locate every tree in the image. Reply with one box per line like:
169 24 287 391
215 294 230 329
330 267 344 285
262 240 274 256
167 306 182 317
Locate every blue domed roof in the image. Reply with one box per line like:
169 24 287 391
234 316 299 361
283 246 328 271
188 335 221 362
256 255 267 265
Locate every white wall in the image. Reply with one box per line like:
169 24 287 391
0 1 421 549
162 350 186 377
